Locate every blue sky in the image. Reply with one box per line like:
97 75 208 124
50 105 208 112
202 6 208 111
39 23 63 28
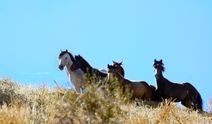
0 0 212 110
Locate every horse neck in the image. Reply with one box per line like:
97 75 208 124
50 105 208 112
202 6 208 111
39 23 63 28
80 61 93 74
155 68 164 80
155 69 166 87
93 69 107 77
119 67 125 77
65 60 75 74
113 71 125 83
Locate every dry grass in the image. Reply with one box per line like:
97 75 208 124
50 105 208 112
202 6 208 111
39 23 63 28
0 78 211 124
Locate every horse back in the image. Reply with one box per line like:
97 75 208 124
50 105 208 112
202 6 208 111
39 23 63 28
130 81 153 99
92 68 107 78
183 82 195 89
157 81 188 100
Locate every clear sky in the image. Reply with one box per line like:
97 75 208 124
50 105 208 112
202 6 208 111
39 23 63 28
0 0 212 110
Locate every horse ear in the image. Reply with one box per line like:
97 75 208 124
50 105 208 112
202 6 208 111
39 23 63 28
113 60 119 64
160 59 163 63
107 64 113 69
154 59 157 63
65 49 68 52
119 61 123 65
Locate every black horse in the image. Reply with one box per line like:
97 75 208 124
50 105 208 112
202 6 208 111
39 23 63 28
153 59 202 111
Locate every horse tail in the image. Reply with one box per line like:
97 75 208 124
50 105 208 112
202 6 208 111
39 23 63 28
184 83 203 111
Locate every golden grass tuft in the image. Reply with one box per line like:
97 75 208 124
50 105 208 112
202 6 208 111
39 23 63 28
0 78 211 124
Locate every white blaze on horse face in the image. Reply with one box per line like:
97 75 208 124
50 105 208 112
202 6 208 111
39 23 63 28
154 69 158 75
107 73 112 82
107 72 115 82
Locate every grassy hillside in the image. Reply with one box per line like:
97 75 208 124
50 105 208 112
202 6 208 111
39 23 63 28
0 78 211 124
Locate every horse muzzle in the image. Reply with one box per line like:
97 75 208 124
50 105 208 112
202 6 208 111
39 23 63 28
58 65 64 70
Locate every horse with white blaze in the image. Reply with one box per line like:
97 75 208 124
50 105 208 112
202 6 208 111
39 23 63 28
58 50 84 93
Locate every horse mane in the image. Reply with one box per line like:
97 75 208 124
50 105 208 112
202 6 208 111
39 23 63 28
59 50 75 62
75 55 92 69
119 66 125 76
76 55 107 77
160 63 165 72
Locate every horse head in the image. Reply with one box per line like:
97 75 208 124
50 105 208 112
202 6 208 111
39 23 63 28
107 63 124 79
112 61 122 66
107 64 115 73
112 61 125 76
58 49 75 70
153 59 165 72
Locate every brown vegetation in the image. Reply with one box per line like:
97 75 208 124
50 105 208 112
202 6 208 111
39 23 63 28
0 78 211 124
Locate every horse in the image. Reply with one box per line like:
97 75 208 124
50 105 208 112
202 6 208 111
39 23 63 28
58 50 84 93
107 64 153 100
153 59 202 111
70 55 107 84
112 61 160 101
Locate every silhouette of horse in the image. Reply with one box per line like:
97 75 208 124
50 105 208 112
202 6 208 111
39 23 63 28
107 64 153 100
153 59 202 111
70 55 107 83
58 50 84 93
